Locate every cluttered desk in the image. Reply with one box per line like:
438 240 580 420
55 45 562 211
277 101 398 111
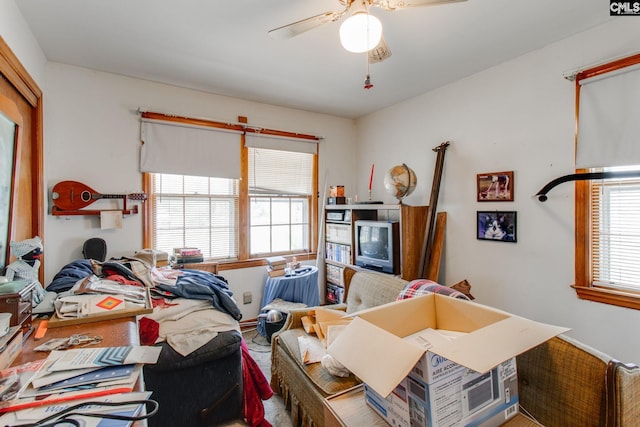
1 312 158 426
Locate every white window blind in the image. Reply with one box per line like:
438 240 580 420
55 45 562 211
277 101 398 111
140 119 242 179
151 174 239 260
576 64 640 169
591 169 640 292
245 133 318 155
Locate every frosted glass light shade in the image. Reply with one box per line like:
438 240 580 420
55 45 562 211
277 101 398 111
339 12 382 53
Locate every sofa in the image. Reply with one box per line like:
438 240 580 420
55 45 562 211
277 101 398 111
270 266 640 427
509 334 640 426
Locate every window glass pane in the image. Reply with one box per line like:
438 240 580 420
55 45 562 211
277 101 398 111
210 177 236 195
251 226 271 254
272 225 291 252
152 173 238 260
156 174 184 194
291 224 307 251
291 199 307 224
184 175 210 195
251 198 271 226
272 199 290 225
155 197 184 229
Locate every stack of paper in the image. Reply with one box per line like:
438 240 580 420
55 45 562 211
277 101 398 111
0 346 161 414
0 391 151 427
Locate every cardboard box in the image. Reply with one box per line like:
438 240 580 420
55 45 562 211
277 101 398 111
314 307 351 347
364 378 411 427
328 294 568 426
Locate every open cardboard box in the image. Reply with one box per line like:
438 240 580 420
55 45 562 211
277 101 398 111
313 307 352 347
328 293 569 398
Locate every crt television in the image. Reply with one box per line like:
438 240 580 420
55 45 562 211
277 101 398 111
354 220 400 274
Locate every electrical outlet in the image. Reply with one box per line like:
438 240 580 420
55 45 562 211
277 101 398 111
243 291 252 304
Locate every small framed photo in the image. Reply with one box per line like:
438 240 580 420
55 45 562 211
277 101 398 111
477 211 517 242
477 171 514 202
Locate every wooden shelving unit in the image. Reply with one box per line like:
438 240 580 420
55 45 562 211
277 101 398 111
323 204 427 304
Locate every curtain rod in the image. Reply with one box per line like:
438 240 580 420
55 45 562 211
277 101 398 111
562 50 640 81
137 108 323 141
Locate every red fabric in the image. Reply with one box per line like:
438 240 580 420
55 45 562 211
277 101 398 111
103 274 142 287
138 316 160 345
241 339 273 427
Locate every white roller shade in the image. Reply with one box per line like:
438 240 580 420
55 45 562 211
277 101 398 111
576 64 640 169
245 133 318 154
140 119 242 179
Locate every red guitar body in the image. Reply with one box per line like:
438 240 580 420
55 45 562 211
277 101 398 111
52 181 147 210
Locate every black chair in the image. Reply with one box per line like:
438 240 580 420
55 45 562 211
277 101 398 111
82 238 107 261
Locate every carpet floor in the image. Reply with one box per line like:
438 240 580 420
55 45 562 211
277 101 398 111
220 328 293 427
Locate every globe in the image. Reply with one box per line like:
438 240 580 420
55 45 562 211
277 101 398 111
383 164 417 202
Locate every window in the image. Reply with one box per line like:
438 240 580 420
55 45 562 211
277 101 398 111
150 174 239 260
141 112 319 267
574 54 640 309
248 147 313 256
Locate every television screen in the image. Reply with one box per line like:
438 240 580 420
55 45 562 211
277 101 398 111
358 225 389 261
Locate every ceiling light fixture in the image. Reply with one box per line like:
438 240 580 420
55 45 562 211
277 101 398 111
339 2 382 53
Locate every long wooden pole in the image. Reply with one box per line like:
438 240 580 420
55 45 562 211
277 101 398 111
420 141 450 278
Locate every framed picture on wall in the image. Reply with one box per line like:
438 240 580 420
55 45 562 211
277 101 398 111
477 211 517 242
477 171 514 201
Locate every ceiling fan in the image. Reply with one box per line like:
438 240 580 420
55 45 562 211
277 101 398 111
269 0 468 63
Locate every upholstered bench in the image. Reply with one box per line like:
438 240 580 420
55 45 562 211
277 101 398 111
270 267 408 427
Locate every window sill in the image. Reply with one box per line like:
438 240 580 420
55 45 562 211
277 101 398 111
572 284 640 310
217 252 317 272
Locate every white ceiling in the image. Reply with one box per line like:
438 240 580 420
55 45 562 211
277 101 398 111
17 0 612 119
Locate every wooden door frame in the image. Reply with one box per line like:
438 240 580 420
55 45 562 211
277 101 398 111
0 37 44 283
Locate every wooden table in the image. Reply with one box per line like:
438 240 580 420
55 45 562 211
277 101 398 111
14 316 140 366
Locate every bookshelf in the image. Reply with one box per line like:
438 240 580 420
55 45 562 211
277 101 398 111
323 204 427 304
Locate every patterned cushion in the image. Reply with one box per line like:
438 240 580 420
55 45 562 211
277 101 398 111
397 279 471 300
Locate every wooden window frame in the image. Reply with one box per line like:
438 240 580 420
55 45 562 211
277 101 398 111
141 113 319 271
573 54 640 310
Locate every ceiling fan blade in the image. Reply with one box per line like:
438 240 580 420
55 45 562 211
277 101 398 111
369 36 392 63
268 11 344 40
374 0 467 11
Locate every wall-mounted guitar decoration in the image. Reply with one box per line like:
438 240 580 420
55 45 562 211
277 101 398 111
51 180 147 216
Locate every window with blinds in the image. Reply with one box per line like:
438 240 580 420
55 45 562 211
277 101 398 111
248 147 313 256
151 174 239 260
590 167 640 293
573 53 640 309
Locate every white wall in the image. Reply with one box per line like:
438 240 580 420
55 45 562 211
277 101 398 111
356 19 640 364
0 0 47 87
42 63 356 319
